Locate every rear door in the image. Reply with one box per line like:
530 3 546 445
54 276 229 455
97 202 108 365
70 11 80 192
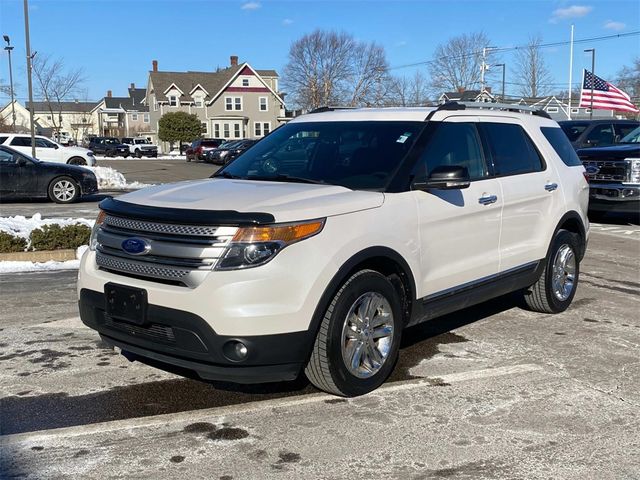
413 118 501 297
478 118 563 271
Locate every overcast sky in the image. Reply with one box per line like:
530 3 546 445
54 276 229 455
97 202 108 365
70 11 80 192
0 0 638 102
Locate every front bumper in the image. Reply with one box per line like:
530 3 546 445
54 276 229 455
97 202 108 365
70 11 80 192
588 183 640 213
79 288 311 383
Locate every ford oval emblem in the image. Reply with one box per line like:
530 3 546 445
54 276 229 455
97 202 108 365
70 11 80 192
121 238 151 256
585 165 600 175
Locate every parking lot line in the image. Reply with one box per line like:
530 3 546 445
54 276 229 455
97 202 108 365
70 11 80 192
0 363 543 445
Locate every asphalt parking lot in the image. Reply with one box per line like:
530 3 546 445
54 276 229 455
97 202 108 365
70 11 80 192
1 160 639 479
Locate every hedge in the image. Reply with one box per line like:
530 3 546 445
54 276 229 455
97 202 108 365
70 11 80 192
30 224 91 251
0 231 28 253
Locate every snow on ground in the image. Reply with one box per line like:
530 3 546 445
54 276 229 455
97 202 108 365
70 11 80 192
0 246 88 274
0 214 94 241
88 166 152 190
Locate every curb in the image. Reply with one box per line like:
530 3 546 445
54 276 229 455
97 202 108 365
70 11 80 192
0 249 77 262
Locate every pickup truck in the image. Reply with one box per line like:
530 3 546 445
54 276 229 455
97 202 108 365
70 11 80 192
122 137 158 158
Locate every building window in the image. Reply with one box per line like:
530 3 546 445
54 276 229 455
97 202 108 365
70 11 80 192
571 108 579 113
47 115 52 120
546 107 558 113
169 96 178 107
263 122 270 135
201 122 208 134
242 78 249 87
234 97 242 111
131 113 138 121
225 96 242 111
194 97 204 108
254 122 271 137
234 123 241 138
223 123 230 138
153 100 158 111
214 123 220 137
225 97 233 111
585 108 591 113
143 113 150 123
259 97 268 111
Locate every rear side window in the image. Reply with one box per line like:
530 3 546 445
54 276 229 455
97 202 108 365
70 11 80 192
10 137 32 147
481 123 544 176
541 127 582 166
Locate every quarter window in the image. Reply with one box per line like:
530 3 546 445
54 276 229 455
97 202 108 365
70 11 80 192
541 127 582 166
481 123 544 176
415 122 488 180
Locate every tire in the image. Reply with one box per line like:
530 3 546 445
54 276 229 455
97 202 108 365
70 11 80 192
67 156 86 166
135 149 142 158
48 176 80 204
305 269 402 397
522 229 580 314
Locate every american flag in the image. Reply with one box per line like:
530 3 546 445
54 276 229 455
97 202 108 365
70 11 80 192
579 69 639 113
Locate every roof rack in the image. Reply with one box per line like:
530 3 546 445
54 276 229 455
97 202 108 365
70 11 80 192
426 101 551 120
307 106 357 114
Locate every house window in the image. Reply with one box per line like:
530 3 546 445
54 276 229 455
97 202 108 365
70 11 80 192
234 123 241 138
546 107 558 113
259 97 268 111
225 96 242 111
254 122 261 137
194 97 204 108
47 115 52 120
585 108 591 113
214 123 220 137
225 97 233 111
263 122 270 135
242 78 249 87
153 100 158 111
131 113 138 121
143 113 150 123
201 122 208 134
571 108 579 113
169 96 178 107
223 123 230 138
234 97 242 111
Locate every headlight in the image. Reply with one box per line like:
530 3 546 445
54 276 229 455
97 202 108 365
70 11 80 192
630 159 640 183
87 151 95 157
219 151 229 157
89 210 106 251
214 219 325 270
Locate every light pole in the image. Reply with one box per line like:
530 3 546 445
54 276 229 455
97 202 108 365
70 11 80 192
495 63 506 102
480 46 497 94
584 48 595 120
23 0 36 157
3 35 16 129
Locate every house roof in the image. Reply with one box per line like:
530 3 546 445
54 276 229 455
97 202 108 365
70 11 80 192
26 101 98 113
149 65 279 102
103 88 149 112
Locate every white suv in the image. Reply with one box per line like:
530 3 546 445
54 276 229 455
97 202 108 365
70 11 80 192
78 103 589 396
0 134 96 166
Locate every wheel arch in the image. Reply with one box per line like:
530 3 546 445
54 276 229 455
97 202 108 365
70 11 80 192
553 211 587 260
66 156 86 165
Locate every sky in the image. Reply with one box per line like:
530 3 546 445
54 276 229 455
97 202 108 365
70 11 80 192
0 0 638 104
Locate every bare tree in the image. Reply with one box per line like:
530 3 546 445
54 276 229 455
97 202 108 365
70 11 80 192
389 71 430 106
283 30 391 109
617 57 640 102
32 54 85 134
512 35 553 98
427 32 493 95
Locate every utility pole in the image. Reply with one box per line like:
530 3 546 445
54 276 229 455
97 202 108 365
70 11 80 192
584 48 595 120
567 25 574 120
495 63 506 101
3 35 16 129
23 0 36 157
480 46 496 94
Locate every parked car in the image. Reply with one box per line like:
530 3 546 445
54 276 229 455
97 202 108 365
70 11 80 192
558 119 639 149
576 125 640 215
121 137 158 158
0 145 98 203
206 139 258 165
79 103 588 396
185 139 225 162
88 137 130 158
0 134 96 166
52 131 73 146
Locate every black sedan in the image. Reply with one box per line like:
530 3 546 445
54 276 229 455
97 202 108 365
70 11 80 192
0 145 98 203
206 139 258 165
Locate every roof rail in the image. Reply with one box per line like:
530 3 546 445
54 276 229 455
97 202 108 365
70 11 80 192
425 101 552 120
307 106 357 114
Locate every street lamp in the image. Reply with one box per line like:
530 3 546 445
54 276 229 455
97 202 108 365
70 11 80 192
584 48 595 120
3 35 16 129
494 63 506 102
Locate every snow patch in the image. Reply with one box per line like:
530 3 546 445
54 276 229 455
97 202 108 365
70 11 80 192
0 258 81 273
0 214 94 240
88 166 151 190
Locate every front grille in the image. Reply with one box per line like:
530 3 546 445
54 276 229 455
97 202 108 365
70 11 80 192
104 316 176 343
583 160 631 182
96 215 238 287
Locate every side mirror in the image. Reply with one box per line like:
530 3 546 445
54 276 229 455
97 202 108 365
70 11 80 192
16 156 27 167
413 165 471 191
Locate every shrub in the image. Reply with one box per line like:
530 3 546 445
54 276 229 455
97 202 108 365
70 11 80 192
30 224 91 251
0 232 28 253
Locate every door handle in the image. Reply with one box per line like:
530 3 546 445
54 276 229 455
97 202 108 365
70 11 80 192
545 183 558 192
478 194 498 205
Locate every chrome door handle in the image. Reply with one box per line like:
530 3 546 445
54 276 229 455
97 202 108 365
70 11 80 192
545 183 558 192
478 194 498 205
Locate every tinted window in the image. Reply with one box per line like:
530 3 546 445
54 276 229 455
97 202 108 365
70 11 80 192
0 148 15 163
35 138 54 148
0 136 8 144
201 140 220 147
221 121 424 190
615 124 638 140
481 123 544 176
621 126 640 143
585 124 614 146
541 127 582 166
10 137 32 147
415 122 487 180
560 123 588 142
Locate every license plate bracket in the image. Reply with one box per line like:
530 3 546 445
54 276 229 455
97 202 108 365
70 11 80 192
104 283 148 325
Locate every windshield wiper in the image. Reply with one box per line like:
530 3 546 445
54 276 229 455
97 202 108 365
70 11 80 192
247 174 325 185
212 171 245 179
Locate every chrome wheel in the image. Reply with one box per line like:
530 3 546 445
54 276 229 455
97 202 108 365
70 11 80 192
52 180 76 202
551 244 576 301
341 292 394 379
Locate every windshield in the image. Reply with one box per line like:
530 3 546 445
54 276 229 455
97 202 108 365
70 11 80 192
560 123 588 142
620 126 640 143
219 121 424 190
105 138 120 145
134 139 150 144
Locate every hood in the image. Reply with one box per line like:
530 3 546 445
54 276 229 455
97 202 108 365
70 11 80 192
118 178 384 223
39 161 96 177
578 144 640 160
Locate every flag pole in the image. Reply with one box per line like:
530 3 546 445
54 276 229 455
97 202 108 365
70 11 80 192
567 24 574 120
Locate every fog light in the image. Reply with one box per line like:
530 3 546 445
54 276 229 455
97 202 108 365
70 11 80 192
223 340 249 362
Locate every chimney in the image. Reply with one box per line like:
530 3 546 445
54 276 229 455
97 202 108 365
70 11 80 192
152 60 158 72
130 83 135 89
485 86 492 93
457 87 465 93
107 90 112 98
230 55 238 67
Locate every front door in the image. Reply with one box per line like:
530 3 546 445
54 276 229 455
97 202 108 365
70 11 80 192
34 137 62 163
0 148 17 198
413 118 501 298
